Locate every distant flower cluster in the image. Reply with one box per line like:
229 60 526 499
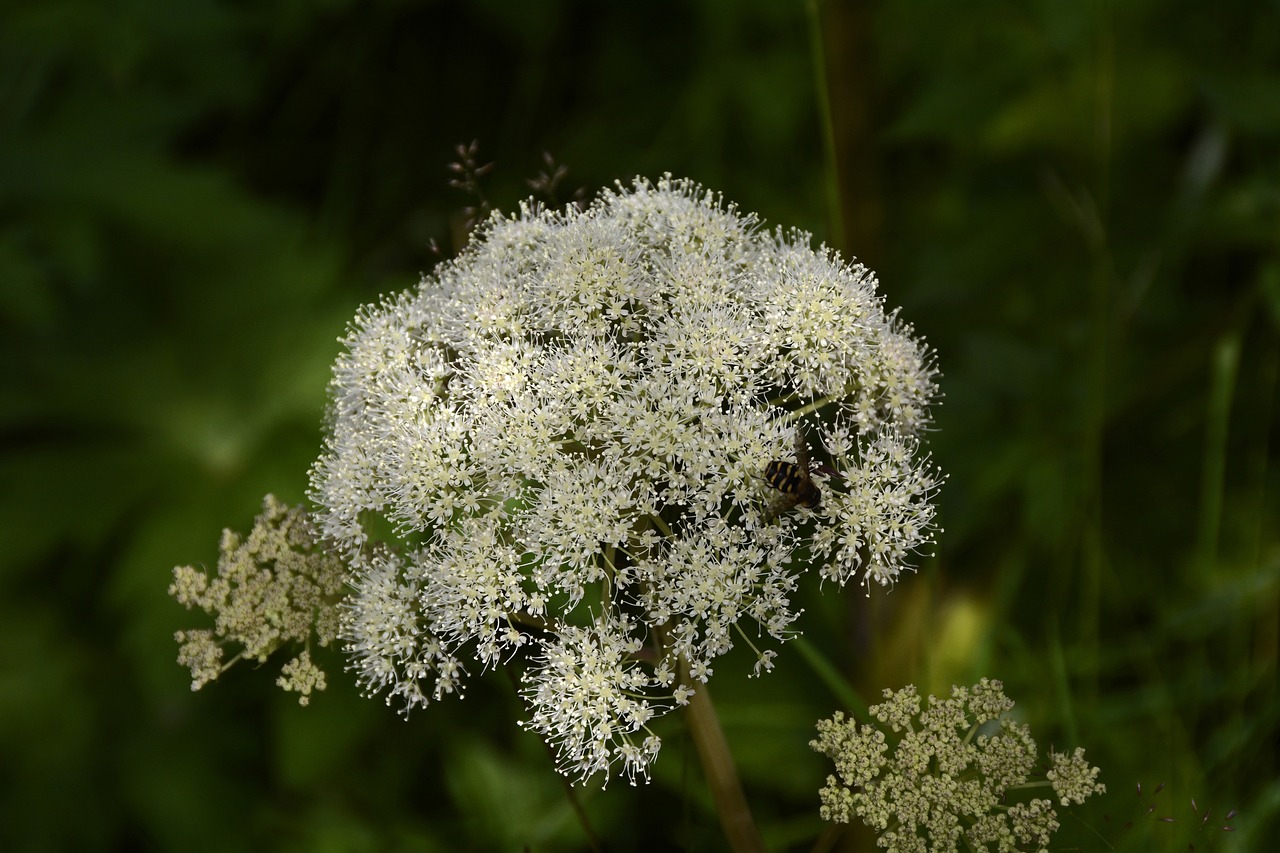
812 679 1105 851
170 495 345 706
175 177 942 784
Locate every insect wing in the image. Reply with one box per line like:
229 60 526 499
794 428 810 472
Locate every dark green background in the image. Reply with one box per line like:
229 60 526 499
3 0 1277 849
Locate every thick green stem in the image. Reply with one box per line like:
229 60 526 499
680 660 765 853
806 0 845 253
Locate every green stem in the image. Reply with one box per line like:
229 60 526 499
787 393 842 421
503 664 603 852
806 0 845 252
1196 333 1240 575
680 659 765 853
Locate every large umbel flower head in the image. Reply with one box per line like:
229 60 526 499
308 176 942 784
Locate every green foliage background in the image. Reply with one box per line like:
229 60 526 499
2 0 1277 849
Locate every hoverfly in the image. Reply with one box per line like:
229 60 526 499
763 427 822 519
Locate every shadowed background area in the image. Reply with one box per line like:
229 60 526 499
2 0 1277 849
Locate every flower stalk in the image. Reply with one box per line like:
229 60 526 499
681 658 766 853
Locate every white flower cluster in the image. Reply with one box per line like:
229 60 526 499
309 176 941 784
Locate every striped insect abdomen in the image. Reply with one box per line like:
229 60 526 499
764 460 821 508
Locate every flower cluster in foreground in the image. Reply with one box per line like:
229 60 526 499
812 679 1105 851
174 176 942 784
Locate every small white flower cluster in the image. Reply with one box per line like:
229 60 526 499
309 176 941 784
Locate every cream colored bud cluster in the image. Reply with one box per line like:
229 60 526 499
812 679 1106 850
170 495 345 706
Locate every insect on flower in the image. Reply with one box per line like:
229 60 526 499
764 427 823 518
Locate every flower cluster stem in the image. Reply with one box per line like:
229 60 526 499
681 659 765 853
